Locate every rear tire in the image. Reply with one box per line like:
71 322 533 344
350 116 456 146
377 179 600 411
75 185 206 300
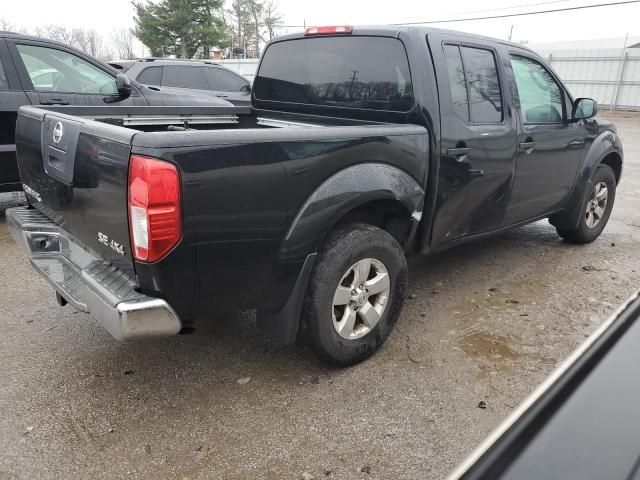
557 164 616 244
303 223 407 366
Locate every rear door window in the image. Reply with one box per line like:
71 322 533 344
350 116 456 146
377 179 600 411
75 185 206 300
254 36 414 112
137 66 162 86
443 44 470 121
162 65 207 90
460 46 503 123
205 67 247 91
0 56 8 89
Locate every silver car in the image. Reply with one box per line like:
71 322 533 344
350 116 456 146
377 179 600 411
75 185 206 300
110 58 252 106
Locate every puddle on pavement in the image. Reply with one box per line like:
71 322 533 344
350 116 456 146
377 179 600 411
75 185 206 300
455 326 557 372
459 330 521 363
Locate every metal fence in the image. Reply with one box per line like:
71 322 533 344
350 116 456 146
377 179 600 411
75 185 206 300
218 48 640 111
536 47 640 110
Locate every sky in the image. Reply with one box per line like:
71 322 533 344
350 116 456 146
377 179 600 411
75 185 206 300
1 0 639 49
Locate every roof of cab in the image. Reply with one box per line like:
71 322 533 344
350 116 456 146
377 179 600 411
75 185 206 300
269 25 536 55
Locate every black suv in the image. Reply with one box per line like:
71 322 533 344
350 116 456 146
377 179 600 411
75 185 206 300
0 32 231 193
109 58 252 106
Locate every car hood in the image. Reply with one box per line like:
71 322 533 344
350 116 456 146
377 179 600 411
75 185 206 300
138 85 233 106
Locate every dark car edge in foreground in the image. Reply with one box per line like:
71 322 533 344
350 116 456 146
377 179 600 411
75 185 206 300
448 291 640 480
7 25 623 365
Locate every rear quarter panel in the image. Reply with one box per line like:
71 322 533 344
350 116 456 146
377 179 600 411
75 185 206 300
132 124 429 314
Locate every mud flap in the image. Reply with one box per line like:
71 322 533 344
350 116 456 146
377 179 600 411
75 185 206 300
549 179 593 231
256 253 317 345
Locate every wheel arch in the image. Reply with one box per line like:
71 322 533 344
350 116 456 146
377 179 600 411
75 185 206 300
281 163 425 263
550 132 622 232
601 151 622 184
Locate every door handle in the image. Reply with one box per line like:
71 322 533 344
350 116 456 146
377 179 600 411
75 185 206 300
568 140 585 148
519 141 536 153
447 147 470 162
215 94 229 98
40 98 70 105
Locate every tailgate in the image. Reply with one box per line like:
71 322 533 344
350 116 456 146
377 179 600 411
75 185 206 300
15 106 137 274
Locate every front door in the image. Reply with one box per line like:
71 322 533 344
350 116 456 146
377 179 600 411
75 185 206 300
429 36 517 245
504 53 585 224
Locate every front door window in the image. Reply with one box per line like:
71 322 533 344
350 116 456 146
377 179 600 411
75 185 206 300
511 55 564 123
16 44 117 95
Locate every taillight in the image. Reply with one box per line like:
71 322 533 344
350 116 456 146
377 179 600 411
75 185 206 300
304 25 353 36
128 154 181 262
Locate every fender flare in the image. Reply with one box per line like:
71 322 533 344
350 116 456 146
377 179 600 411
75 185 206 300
282 163 425 263
551 130 623 231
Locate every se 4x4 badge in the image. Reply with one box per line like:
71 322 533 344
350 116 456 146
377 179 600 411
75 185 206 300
98 232 125 256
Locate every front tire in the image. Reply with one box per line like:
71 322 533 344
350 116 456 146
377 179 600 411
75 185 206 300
303 223 407 366
557 164 616 244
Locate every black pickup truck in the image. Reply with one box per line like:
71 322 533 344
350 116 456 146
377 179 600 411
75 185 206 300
7 26 623 365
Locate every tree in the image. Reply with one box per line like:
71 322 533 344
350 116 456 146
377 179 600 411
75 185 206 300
246 0 263 58
73 29 103 58
0 17 15 31
37 25 76 46
112 28 137 59
226 0 282 58
226 0 250 57
133 0 228 58
31 26 108 59
262 0 283 41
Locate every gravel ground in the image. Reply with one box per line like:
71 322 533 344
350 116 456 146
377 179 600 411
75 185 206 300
0 112 639 480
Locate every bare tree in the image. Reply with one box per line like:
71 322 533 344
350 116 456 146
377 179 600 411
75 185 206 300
226 0 283 58
111 28 136 59
0 17 15 31
227 0 249 57
38 25 76 45
246 0 263 58
73 29 103 57
263 0 283 41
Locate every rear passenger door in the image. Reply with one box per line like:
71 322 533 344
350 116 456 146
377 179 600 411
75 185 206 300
204 66 251 105
135 65 163 86
429 35 517 244
161 65 210 93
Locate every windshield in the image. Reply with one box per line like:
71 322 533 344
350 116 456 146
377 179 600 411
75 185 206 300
254 36 414 112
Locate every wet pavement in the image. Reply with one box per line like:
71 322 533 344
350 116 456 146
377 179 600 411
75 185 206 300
1 112 639 479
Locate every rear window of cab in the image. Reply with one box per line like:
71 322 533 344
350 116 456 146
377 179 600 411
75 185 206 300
254 36 414 112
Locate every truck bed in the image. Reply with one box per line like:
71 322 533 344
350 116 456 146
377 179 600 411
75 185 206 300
14 105 428 326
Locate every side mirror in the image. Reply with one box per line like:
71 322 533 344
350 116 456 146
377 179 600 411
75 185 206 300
572 97 597 120
116 74 132 99
241 84 251 93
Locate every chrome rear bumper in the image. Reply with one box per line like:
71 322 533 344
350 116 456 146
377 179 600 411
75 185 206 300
7 206 181 340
